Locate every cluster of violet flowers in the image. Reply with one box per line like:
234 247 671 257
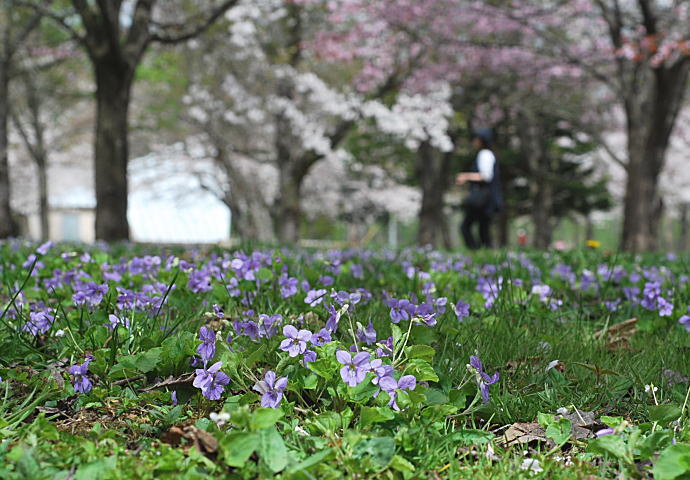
193 326 229 400
335 350 416 410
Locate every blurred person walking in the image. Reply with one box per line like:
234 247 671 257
456 129 502 249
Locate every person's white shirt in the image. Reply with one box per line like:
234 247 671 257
476 149 496 182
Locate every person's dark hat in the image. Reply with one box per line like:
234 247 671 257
472 128 493 145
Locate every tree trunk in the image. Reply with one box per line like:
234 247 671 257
518 112 553 249
0 60 16 239
416 141 453 247
273 166 303 244
679 203 688 252
621 132 665 252
93 62 132 241
621 60 690 252
36 157 49 240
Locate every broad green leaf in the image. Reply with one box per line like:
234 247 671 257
449 429 494 445
425 389 448 405
220 432 258 467
353 437 396 469
259 427 288 473
389 454 415 473
405 359 439 382
404 345 435 362
256 268 274 282
654 443 690 480
308 359 334 380
588 435 629 461
360 406 394 427
648 405 682 424
251 408 283 430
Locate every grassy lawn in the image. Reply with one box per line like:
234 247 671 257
0 241 688 479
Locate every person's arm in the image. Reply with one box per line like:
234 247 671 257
455 172 483 185
456 150 495 185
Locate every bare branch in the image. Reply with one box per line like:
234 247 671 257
150 0 239 44
14 0 85 46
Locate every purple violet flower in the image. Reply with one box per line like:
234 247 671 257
193 361 229 400
197 327 216 364
356 321 377 345
454 300 470 320
22 310 54 336
468 355 500 403
379 374 417 410
305 289 327 307
679 315 690 333
253 371 288 408
336 350 370 387
279 325 312 357
69 355 94 394
311 328 332 346
105 314 130 330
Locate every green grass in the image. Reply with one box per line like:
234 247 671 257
0 242 688 479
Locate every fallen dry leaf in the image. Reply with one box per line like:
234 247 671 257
499 422 551 447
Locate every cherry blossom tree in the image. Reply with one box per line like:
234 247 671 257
488 0 690 251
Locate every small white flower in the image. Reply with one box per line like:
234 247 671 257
556 407 569 415
210 411 230 427
485 443 500 461
55 329 66 337
644 384 658 394
545 360 560 372
521 458 544 473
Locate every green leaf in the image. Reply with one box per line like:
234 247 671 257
244 344 267 368
114 348 162 374
639 431 673 460
449 390 467 408
404 345 435 362
348 379 381 404
75 455 117 480
449 429 494 445
251 408 284 430
389 454 415 473
360 406 395 427
648 405 682 424
588 435 629 461
405 359 439 382
220 432 258 467
546 418 571 445
353 437 396 469
308 359 334 380
257 268 274 282
286 448 335 474
654 443 690 480
303 374 318 390
258 427 288 473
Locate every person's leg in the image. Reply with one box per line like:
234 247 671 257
461 209 479 250
478 212 492 248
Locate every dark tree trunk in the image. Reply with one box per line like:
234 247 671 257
37 156 48 240
621 60 690 252
518 112 553 249
416 141 453 248
0 60 15 238
679 203 689 252
273 166 303 244
93 62 133 241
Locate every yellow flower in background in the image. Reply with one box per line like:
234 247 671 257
586 240 601 248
